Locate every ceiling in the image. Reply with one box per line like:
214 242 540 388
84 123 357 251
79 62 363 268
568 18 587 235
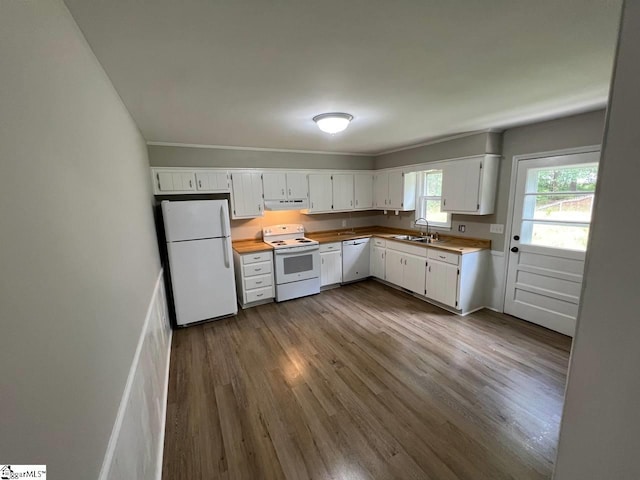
64 0 621 155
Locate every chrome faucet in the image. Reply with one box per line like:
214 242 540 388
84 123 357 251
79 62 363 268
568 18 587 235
414 218 430 237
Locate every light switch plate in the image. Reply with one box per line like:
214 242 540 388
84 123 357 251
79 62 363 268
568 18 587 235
490 224 505 234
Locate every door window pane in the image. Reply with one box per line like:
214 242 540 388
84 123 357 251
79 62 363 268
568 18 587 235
523 194 594 222
526 164 598 194
521 221 590 251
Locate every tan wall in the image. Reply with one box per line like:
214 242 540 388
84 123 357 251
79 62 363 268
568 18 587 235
149 144 375 170
0 2 161 478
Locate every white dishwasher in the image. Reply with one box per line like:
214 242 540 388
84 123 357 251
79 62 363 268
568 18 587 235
342 238 371 283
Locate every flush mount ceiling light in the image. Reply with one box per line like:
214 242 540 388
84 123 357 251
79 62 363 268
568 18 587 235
312 112 353 134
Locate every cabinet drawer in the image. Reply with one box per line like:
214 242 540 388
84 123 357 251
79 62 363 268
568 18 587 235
242 251 272 265
244 274 272 290
243 261 272 277
319 242 341 253
386 240 427 257
428 249 460 265
373 237 386 247
245 286 274 303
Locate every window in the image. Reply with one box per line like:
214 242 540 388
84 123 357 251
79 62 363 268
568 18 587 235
415 169 451 229
520 163 598 251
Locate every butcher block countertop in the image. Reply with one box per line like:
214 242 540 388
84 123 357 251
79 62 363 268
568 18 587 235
233 227 490 255
306 227 491 255
232 239 274 254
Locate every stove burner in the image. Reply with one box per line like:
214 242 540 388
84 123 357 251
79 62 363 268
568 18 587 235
271 240 286 245
297 239 312 243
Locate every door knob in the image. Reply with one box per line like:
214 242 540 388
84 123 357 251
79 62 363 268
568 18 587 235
513 235 520 241
511 247 519 253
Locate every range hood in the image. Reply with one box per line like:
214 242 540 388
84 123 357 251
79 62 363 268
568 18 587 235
264 199 309 211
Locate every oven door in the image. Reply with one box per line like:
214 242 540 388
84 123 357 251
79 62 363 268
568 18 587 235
274 246 320 284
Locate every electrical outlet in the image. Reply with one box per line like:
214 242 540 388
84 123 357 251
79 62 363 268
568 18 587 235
490 223 504 234
458 224 466 233
341 219 347 227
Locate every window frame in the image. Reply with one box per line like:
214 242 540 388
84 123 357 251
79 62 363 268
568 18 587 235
415 169 451 229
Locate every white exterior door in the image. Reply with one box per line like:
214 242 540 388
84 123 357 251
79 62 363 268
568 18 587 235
504 149 600 336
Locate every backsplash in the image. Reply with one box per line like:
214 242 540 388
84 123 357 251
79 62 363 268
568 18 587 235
230 210 380 239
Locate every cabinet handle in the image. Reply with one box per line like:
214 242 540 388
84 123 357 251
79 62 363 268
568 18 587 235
258 204 261 212
429 266 431 272
198 180 202 188
289 188 292 196
189 179 193 188
255 268 262 272
350 200 353 206
443 199 446 206
254 256 261 259
356 199 358 206
256 293 264 297
255 281 262 285
439 255 446 259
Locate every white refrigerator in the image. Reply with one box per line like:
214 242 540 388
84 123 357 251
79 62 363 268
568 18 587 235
162 200 237 326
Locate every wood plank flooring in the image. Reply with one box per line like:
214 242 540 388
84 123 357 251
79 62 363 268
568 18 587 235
162 280 571 480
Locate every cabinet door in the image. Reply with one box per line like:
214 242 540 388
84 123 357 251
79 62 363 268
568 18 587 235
333 174 354 211
231 172 264 218
262 173 287 200
373 172 388 208
441 157 482 213
156 172 176 192
403 253 427 294
195 172 230 192
308 174 333 212
321 250 342 286
371 245 386 279
426 260 459 308
354 173 373 209
286 173 308 200
387 170 404 209
385 249 404 286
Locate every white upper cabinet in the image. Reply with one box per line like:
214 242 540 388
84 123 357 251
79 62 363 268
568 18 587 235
286 172 308 200
230 172 264 219
152 168 230 194
262 172 308 201
373 172 389 209
155 170 196 193
195 171 229 192
332 174 354 211
441 155 499 215
373 170 416 211
354 173 373 210
262 173 287 200
308 174 333 213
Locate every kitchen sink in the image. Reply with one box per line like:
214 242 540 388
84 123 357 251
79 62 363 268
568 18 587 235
393 235 422 241
394 234 449 244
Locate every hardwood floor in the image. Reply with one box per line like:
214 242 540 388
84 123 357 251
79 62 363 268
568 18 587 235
162 280 571 480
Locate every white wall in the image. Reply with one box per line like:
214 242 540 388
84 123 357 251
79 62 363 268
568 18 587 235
0 1 164 478
553 3 640 479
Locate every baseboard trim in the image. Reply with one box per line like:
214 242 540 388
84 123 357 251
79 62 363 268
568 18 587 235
156 327 173 480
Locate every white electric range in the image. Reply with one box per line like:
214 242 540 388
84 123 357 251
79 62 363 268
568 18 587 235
263 224 320 302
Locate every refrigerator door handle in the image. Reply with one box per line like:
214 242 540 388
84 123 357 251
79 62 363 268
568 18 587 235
222 237 231 269
220 203 230 238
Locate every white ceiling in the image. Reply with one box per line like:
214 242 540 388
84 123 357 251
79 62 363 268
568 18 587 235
64 0 621 155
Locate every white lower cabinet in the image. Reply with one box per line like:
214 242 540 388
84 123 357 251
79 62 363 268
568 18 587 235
320 243 342 287
233 250 275 308
426 259 459 308
374 237 487 314
370 239 386 280
384 241 427 295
